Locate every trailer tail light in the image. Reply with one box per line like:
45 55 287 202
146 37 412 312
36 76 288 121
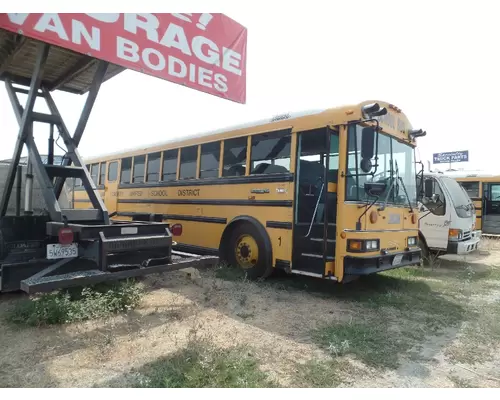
171 224 183 236
58 227 74 245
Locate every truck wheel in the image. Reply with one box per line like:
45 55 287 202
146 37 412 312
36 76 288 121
227 222 273 280
419 235 431 266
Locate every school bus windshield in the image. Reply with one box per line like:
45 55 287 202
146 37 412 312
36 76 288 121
346 124 417 207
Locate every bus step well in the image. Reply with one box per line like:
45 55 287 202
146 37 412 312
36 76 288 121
294 252 334 275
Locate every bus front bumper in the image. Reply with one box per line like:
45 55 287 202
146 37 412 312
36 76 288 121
344 248 421 276
447 230 482 255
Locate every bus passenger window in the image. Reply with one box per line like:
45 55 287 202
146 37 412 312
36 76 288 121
460 181 479 198
162 149 178 181
90 163 99 185
223 137 247 177
179 146 198 180
200 142 221 178
250 130 291 175
108 161 118 182
146 152 161 182
99 163 106 185
120 157 132 183
132 155 146 183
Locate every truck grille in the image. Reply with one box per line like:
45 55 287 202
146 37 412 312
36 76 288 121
462 230 471 241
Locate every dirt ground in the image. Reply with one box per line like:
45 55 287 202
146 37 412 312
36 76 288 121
1 239 500 388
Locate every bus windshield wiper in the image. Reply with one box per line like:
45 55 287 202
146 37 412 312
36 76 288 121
394 160 414 213
378 161 413 213
377 170 396 212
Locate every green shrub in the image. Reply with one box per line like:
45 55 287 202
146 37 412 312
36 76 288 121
7 279 143 327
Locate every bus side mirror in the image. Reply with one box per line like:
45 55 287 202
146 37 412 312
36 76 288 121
424 179 434 198
360 127 375 173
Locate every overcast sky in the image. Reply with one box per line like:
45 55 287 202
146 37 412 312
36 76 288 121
1 1 498 173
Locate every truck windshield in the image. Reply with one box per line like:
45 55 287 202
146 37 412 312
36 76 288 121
346 125 417 207
440 176 474 218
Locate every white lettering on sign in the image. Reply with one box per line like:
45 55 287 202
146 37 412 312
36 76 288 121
72 20 100 50
5 13 243 97
116 36 229 93
34 14 69 41
85 14 120 23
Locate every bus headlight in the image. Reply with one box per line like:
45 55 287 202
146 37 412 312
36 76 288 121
407 236 418 246
366 240 379 250
347 239 380 252
449 228 463 241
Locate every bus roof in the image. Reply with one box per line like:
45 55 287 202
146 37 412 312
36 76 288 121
439 170 500 179
84 99 417 163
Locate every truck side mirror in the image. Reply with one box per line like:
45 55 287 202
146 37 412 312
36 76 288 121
424 178 434 198
360 127 375 173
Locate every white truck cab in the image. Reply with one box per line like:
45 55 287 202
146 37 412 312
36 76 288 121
418 172 481 258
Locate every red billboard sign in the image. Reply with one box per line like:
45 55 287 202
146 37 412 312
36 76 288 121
0 13 247 104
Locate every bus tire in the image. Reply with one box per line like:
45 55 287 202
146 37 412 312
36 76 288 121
225 220 273 280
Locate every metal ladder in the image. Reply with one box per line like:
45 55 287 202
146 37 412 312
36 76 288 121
0 43 109 224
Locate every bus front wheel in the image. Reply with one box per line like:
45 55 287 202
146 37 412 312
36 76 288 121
226 222 273 280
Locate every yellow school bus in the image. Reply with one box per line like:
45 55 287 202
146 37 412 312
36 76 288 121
443 171 500 235
72 100 425 282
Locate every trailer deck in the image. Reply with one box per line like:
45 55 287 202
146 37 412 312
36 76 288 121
0 29 125 94
0 18 220 294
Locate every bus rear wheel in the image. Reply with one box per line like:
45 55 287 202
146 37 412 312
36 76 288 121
227 222 273 280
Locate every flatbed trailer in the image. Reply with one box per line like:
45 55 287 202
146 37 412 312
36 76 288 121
0 16 223 294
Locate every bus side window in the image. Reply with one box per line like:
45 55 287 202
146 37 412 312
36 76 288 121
250 130 291 175
179 146 198 180
162 149 178 181
146 152 161 182
108 161 118 182
99 162 106 185
200 142 221 178
90 163 99 185
132 155 146 183
223 137 247 177
121 157 132 184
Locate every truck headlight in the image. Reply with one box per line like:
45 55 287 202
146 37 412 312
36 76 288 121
449 228 463 241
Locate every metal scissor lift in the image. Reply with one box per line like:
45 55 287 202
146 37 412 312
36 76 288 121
0 29 218 294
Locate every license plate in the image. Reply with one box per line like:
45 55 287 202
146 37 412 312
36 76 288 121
392 254 404 266
47 243 78 260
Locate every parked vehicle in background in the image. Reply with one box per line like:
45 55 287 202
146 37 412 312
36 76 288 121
417 171 481 260
442 170 500 236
